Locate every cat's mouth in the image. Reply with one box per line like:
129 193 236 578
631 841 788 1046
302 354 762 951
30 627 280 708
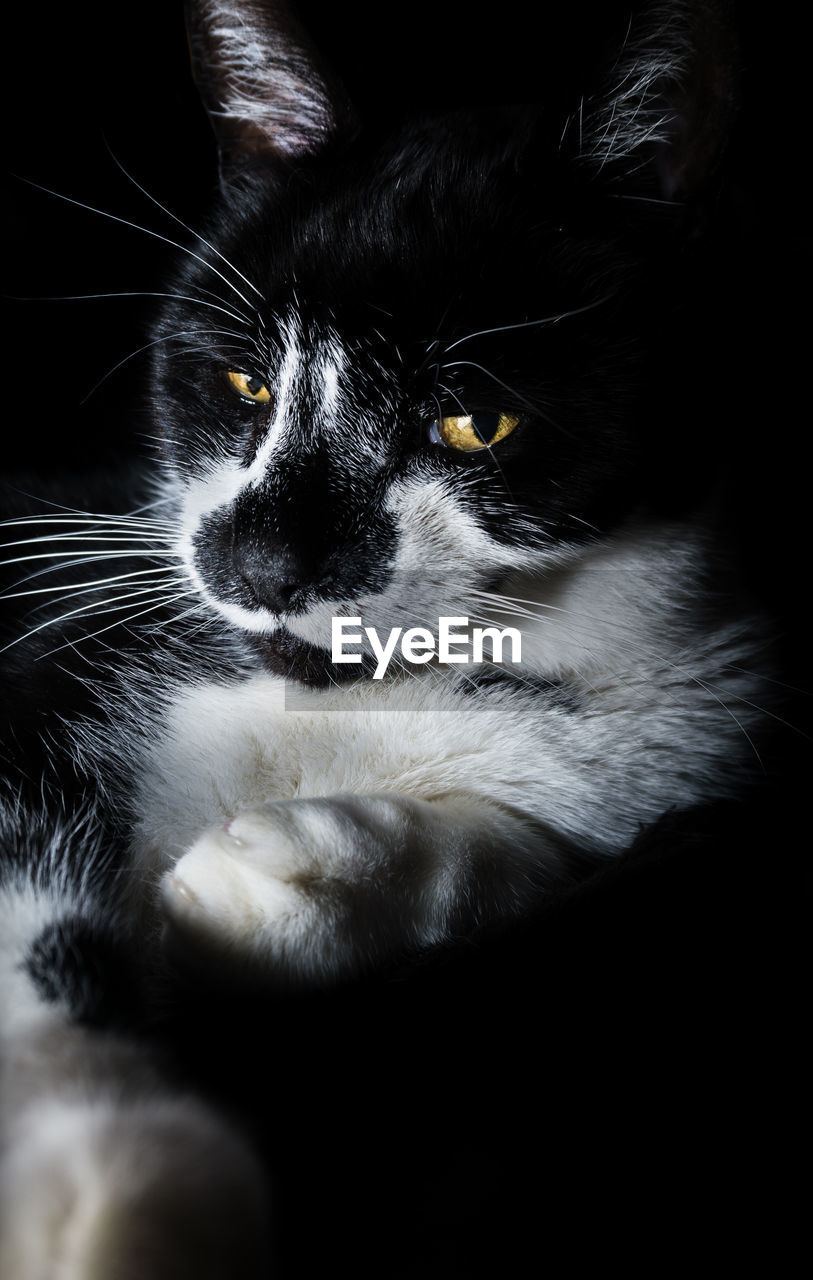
244 626 370 688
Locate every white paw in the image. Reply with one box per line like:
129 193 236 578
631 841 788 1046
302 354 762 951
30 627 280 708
161 793 457 982
161 800 345 980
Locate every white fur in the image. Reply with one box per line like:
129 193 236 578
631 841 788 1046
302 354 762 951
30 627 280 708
0 846 270 1277
176 321 362 633
1 0 763 1270
196 0 338 155
246 314 303 479
1 1058 269 1280
132 516 767 983
578 2 692 171
286 473 541 654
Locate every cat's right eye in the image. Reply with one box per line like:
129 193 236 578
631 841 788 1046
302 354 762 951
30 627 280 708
223 369 272 405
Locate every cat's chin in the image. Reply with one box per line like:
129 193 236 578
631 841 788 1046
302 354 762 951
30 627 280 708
244 626 363 688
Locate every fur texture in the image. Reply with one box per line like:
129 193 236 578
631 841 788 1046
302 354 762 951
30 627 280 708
0 1 797 1275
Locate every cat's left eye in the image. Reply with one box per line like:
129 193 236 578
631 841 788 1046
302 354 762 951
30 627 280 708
224 369 272 405
428 412 520 451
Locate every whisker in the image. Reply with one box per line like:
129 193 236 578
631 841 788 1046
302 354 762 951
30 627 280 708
435 381 518 506
0 514 174 530
79 327 249 403
466 608 609 702
37 589 200 661
435 381 469 415
721 664 812 698
25 578 189 621
1 534 175 553
3 565 183 602
9 290 251 328
105 147 265 304
471 587 780 759
442 360 572 435
0 579 193 656
3 552 178 596
444 295 613 354
17 176 259 312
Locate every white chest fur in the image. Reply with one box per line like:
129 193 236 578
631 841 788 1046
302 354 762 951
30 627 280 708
128 520 767 981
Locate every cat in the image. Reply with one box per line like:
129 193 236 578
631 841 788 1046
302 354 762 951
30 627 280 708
0 0 800 1275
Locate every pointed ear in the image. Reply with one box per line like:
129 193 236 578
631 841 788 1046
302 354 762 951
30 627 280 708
572 0 738 201
184 0 356 179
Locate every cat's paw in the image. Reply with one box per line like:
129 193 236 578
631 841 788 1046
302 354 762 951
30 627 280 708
0 1094 270 1280
161 793 455 983
161 800 353 982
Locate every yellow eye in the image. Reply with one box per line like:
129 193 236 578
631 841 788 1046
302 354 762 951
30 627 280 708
429 412 520 451
224 370 272 404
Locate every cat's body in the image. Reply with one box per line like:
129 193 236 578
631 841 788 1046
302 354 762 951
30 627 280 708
0 1 801 1275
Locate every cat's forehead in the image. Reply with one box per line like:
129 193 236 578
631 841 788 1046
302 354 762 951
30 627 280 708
261 307 402 396
217 113 571 321
249 308 403 455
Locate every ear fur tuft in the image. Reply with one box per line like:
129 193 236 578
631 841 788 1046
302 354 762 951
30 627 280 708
185 0 356 179
574 1 738 199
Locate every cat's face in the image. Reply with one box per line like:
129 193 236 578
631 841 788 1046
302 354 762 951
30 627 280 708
150 3 732 682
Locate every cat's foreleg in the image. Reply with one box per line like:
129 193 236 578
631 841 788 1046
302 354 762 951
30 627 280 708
0 804 271 1280
0 1023 272 1280
162 791 553 982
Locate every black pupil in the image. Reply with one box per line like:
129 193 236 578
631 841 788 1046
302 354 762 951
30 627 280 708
245 377 264 396
471 413 499 444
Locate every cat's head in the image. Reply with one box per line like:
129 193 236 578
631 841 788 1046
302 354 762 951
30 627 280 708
152 0 738 683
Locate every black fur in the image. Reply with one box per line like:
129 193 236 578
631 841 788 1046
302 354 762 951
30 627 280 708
0 1 804 1273
24 917 142 1029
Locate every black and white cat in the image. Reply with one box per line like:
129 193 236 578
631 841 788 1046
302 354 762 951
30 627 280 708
0 1 799 1275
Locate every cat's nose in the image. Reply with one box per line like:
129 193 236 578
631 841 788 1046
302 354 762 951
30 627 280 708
233 537 310 614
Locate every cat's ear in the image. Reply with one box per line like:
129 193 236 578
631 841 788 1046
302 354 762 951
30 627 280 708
570 0 738 201
184 0 356 179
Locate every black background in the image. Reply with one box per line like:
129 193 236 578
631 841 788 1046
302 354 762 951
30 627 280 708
1 1 806 476
1 2 805 1272
0 1 802 456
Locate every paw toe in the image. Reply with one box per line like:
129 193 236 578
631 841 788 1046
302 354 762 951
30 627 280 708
161 816 310 964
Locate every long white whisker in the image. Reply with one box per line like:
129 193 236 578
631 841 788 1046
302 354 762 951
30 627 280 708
471 588 771 761
13 290 252 327
25 577 190 620
80 327 248 403
0 579 192 655
4 565 183 601
18 176 259 311
37 589 200 661
123 494 176 516
444 295 612 354
154 601 210 631
1 535 175 554
442 360 571 434
4 552 178 595
0 515 174 530
3 552 176 593
7 492 178 523
105 149 265 303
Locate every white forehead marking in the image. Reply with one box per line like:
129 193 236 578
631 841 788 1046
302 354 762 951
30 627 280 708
246 318 303 485
177 319 356 630
320 334 346 417
246 324 350 485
